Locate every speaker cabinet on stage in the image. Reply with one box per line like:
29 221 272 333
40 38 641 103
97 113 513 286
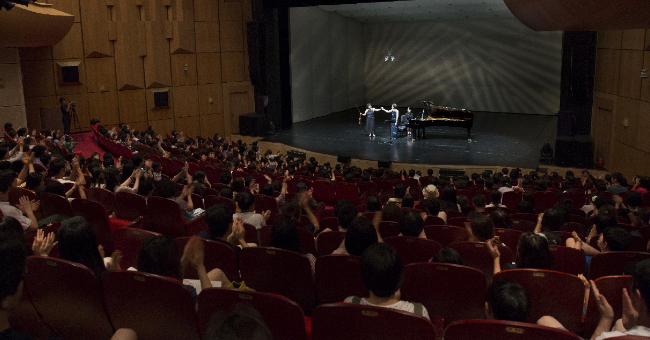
555 135 593 168
378 161 391 168
239 113 269 137
287 150 306 161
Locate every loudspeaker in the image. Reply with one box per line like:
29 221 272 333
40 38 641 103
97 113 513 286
337 156 351 163
439 168 466 178
239 113 269 136
287 150 306 161
378 161 391 168
555 135 593 168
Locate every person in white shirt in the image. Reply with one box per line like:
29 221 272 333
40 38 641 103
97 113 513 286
0 170 38 232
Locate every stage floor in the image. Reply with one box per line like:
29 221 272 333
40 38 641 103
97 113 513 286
263 109 557 168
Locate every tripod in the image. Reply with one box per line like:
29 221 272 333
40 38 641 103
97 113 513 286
70 106 84 141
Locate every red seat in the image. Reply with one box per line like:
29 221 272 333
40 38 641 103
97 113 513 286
448 217 473 228
588 251 650 280
72 198 130 255
448 242 514 283
405 178 421 201
493 269 585 333
319 209 335 219
319 216 340 232
114 191 147 221
583 275 633 338
312 303 437 340
444 319 581 340
298 227 317 256
103 271 201 340
511 219 536 232
401 262 486 326
494 228 522 251
87 187 117 215
8 187 38 209
187 193 204 210
424 225 469 247
243 222 260 245
144 196 208 239
549 245 586 276
511 213 538 223
113 227 160 269
561 191 587 209
312 180 336 206
315 255 368 305
378 221 400 238
198 288 307 340
239 247 316 315
566 213 586 224
25 256 115 340
39 192 74 220
204 195 236 212
443 209 464 219
384 236 442 265
423 215 446 226
316 231 346 257
175 237 239 281
564 221 587 235
8 283 55 339
357 181 379 196
532 192 557 210
335 182 360 206
501 191 523 210
254 194 279 215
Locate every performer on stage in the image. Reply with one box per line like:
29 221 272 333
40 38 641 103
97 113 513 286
382 104 399 139
59 98 71 136
361 103 380 137
401 107 413 136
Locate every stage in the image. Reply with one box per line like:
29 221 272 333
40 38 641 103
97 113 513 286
262 109 557 169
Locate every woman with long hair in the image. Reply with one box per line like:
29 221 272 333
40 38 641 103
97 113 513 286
360 103 380 137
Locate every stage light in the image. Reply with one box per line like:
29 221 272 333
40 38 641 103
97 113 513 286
384 48 395 62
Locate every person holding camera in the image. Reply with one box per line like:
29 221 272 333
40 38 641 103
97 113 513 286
59 97 72 136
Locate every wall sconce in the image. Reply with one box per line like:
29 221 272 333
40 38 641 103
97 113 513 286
182 64 189 73
208 97 213 104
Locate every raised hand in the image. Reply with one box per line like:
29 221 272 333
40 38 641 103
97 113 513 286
486 238 500 259
622 288 639 330
107 250 123 271
591 280 615 321
18 196 34 213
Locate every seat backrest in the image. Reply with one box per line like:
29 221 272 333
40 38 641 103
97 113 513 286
315 255 368 305
494 228 523 251
204 195 236 212
144 196 189 239
319 216 340 232
448 217 473 228
297 227 317 256
401 262 486 326
39 192 74 220
533 191 558 210
113 227 160 269
254 194 279 215
511 219 536 232
71 198 115 254
87 187 117 215
175 237 239 281
312 180 336 206
243 222 260 245
424 225 469 247
384 236 442 265
493 269 585 333
564 221 587 235
378 221 400 238
444 319 581 340
588 251 650 280
103 271 201 340
25 256 115 340
423 215 446 226
312 303 437 340
511 213 538 223
561 191 587 209
335 182 360 206
8 187 37 208
198 288 307 340
239 247 316 315
316 231 346 257
448 242 513 283
549 245 586 276
114 191 147 221
583 275 633 338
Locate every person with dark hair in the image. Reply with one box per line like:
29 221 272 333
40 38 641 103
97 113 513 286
423 196 447 223
344 243 429 319
270 218 316 276
360 103 380 137
633 177 650 195
533 208 563 245
381 202 402 222
233 192 270 229
203 204 248 258
388 184 407 205
489 232 554 275
0 170 38 232
137 178 154 198
490 210 512 230
400 194 414 208
220 171 232 185
398 210 426 238
155 178 196 220
518 200 534 214
331 216 380 256
486 190 506 208
59 97 72 135
366 196 382 213
484 279 531 322
440 185 459 212
467 215 494 242
431 247 462 265
615 190 643 225
467 194 487 218
599 227 632 252
202 304 273 340
608 174 629 195
335 202 358 232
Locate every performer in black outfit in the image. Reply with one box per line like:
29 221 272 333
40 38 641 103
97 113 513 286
401 107 413 136
381 104 399 139
361 103 380 137
59 98 72 136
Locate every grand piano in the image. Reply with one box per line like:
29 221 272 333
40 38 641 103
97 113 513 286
408 101 474 142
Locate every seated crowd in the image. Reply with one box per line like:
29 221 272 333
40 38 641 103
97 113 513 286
1 120 650 340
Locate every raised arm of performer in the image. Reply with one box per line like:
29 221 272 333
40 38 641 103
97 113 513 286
382 104 399 126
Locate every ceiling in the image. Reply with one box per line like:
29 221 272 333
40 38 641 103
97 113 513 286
318 0 514 22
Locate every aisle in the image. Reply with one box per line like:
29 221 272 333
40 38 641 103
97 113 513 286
70 132 104 158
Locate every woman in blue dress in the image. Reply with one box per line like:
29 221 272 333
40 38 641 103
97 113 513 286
361 103 380 137
382 104 399 139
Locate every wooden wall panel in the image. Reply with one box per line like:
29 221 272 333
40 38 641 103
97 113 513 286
173 85 199 117
22 60 56 98
594 49 620 95
49 0 81 23
222 81 254 136
88 91 119 126
597 30 622 49
172 0 194 22
62 93 90 133
144 21 172 88
197 53 221 84
194 0 219 22
114 0 140 22
118 89 147 123
86 57 117 93
645 29 650 50
221 52 245 83
0 64 25 107
146 88 174 120
175 115 200 136
171 54 198 86
200 113 224 138
617 50 643 99
19 47 52 61
195 22 220 53
638 101 650 154
148 118 175 135
145 0 168 22
611 141 650 180
220 20 244 52
198 83 223 115
0 106 27 131
242 0 252 22
114 22 145 90
621 29 646 50
242 21 248 52
122 121 148 133
24 96 57 131
53 59 87 95
171 21 196 54
79 0 113 57
641 51 650 102
51 23 84 60
219 0 241 21
614 96 639 147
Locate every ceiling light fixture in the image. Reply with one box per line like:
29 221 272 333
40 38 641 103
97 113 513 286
384 48 394 62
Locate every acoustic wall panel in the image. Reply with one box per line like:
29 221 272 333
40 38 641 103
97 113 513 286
114 22 145 90
221 52 245 83
195 22 221 53
51 23 84 60
22 60 57 98
219 0 241 22
200 113 224 138
198 83 223 115
118 89 147 123
88 91 119 126
175 115 200 137
172 85 199 118
144 20 172 88
197 53 221 84
79 0 112 57
194 0 218 22
171 54 198 86
220 20 244 52
85 57 117 93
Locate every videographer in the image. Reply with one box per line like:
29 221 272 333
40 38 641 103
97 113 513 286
59 97 73 136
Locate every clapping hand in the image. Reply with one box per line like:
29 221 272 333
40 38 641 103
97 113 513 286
591 280 615 321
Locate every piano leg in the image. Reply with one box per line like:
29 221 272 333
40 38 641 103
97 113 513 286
467 127 472 143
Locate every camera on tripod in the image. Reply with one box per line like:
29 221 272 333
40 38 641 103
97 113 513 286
69 101 77 109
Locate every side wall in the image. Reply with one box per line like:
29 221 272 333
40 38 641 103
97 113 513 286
19 0 254 139
592 29 650 179
290 6 365 123
0 48 27 130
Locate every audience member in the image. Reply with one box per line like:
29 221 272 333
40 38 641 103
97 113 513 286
484 279 530 322
431 247 462 265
